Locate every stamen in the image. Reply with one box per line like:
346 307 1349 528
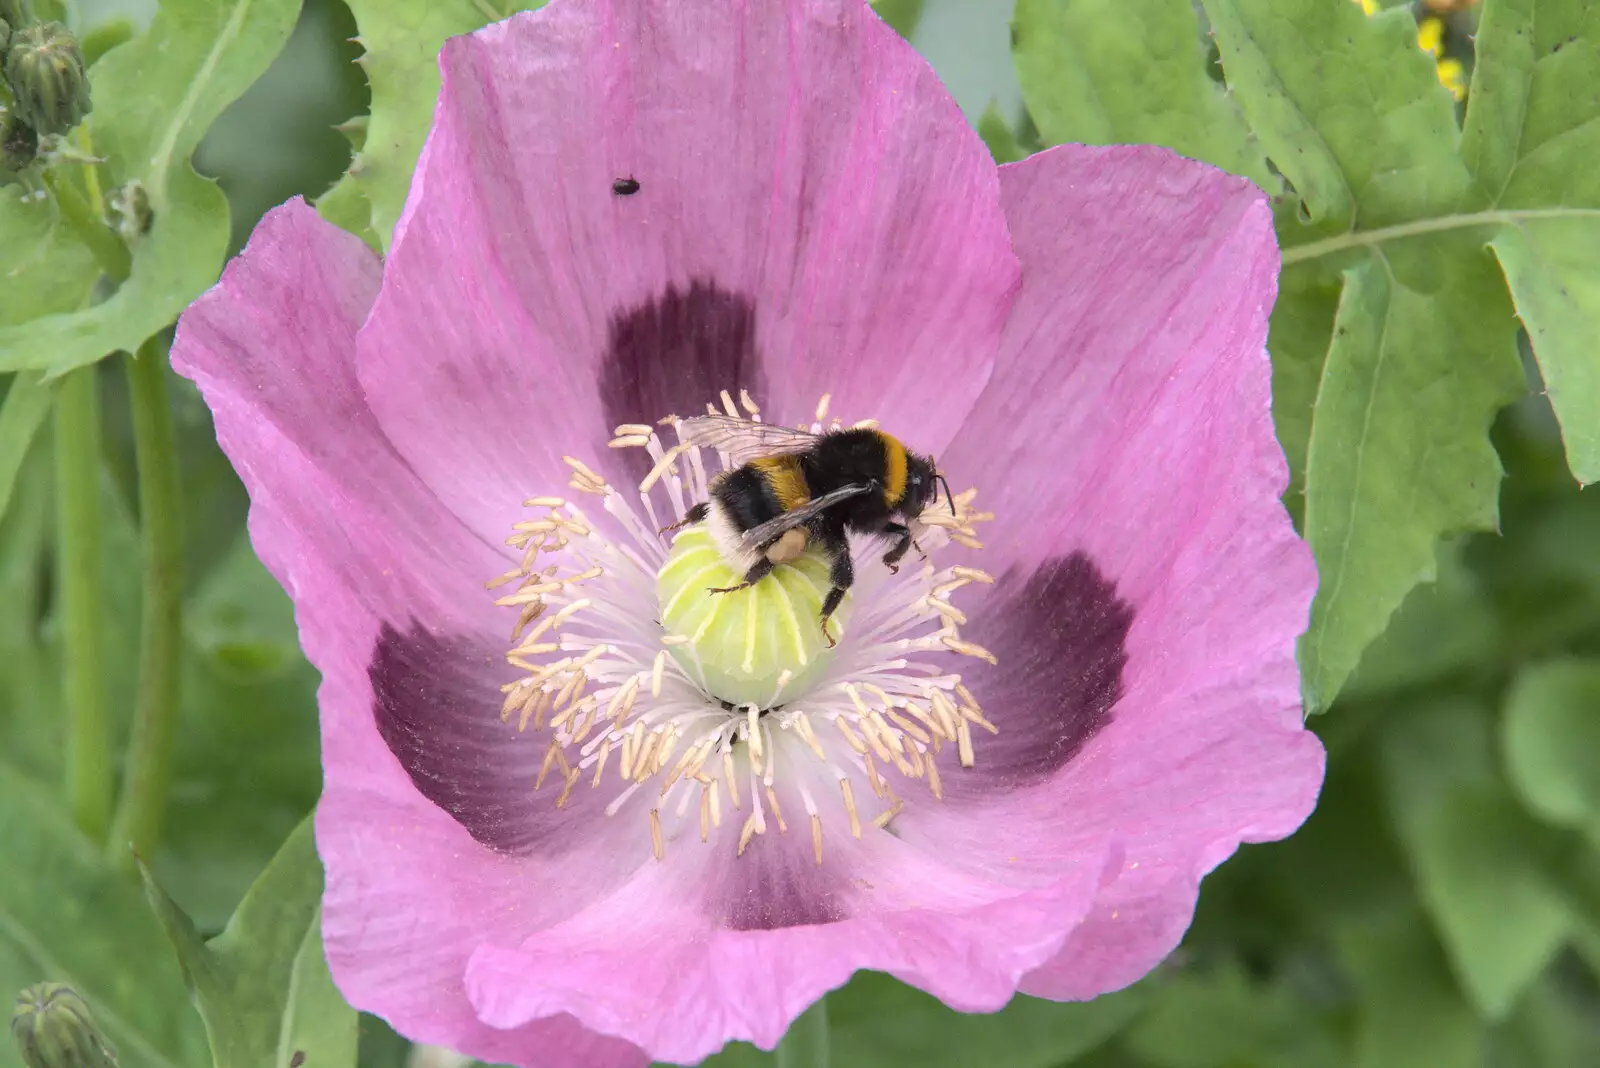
766 786 789 833
491 393 997 861
873 800 904 828
840 779 861 839
738 814 760 855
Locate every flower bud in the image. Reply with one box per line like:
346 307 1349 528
10 984 118 1068
1 113 37 171
0 0 21 40
656 527 850 709
6 22 91 136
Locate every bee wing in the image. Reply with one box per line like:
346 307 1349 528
737 484 875 551
673 414 819 467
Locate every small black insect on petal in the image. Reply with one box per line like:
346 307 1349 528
612 176 641 196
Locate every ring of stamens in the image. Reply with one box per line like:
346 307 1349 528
489 390 997 864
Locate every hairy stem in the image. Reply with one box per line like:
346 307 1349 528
109 338 184 868
56 366 112 842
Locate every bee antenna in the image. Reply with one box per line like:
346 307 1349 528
936 472 954 515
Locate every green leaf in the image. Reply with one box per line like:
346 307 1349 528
1464 0 1600 484
0 0 302 375
1380 699 1573 1019
337 0 547 250
1489 974 1598 1068
1190 0 1535 713
0 373 54 521
1299 244 1522 712
690 973 1146 1068
0 764 208 1068
1121 966 1343 1068
977 103 1025 165
316 174 379 251
1204 0 1470 231
156 532 322 931
1502 659 1600 842
0 478 319 931
1264 268 1338 518
141 817 356 1068
1336 907 1484 1068
1341 539 1500 700
0 188 99 326
869 0 925 39
1012 0 1271 186
831 973 1145 1067
1471 460 1600 648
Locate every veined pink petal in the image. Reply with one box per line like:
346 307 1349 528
169 199 646 1067
356 0 1018 544
934 145 1325 999
463 828 1119 1064
170 199 499 632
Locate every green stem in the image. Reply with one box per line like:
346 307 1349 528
1278 206 1600 267
56 366 113 842
774 997 830 1068
108 338 184 869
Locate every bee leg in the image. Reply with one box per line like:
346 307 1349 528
819 534 854 648
880 522 913 575
708 557 774 595
659 502 709 535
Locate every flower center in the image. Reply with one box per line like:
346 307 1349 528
489 391 996 863
656 524 850 708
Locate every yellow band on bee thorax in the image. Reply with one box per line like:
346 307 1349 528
877 431 908 506
750 455 811 511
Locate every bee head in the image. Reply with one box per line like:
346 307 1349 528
901 453 942 518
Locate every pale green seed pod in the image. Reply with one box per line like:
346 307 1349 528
657 527 851 709
10 984 119 1068
5 22 91 136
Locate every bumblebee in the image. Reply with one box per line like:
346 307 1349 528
669 414 953 645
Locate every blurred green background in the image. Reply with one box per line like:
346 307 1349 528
3 1 1599 1066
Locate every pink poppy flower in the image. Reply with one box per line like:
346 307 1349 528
170 0 1325 1064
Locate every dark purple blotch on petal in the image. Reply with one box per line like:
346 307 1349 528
950 552 1133 796
370 623 556 854
599 282 765 478
719 848 848 932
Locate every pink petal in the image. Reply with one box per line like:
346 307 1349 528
170 200 645 1067
170 199 501 632
463 826 1120 1064
933 145 1325 998
356 0 1018 544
